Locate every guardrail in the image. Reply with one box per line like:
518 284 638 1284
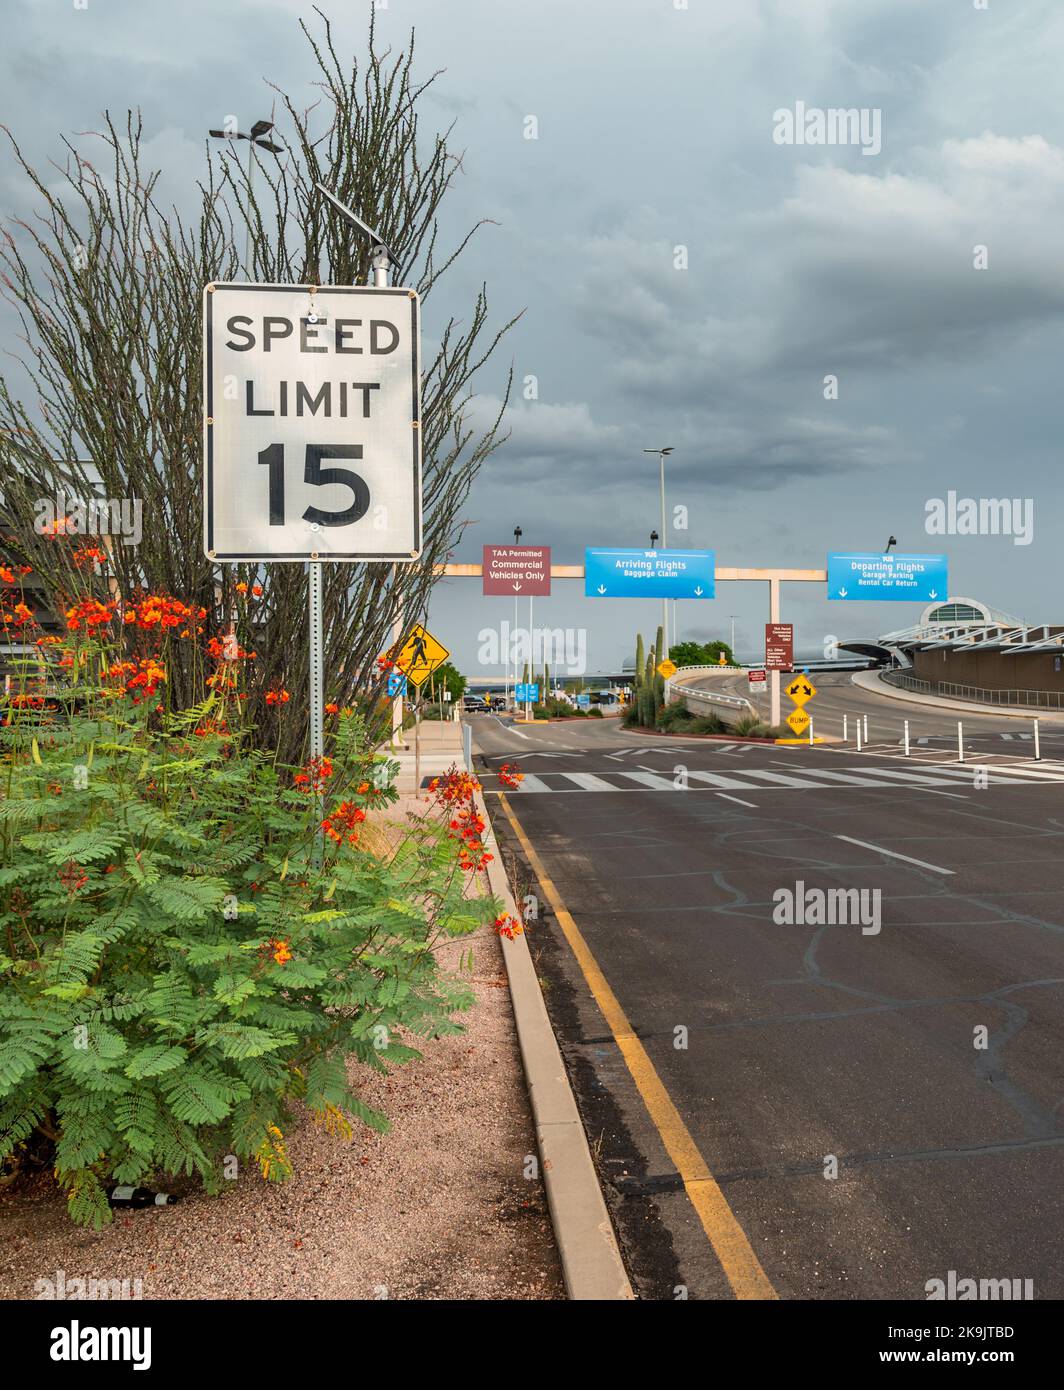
666 666 756 717
882 669 1064 711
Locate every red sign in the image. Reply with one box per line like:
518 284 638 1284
765 623 793 671
748 669 767 686
482 545 551 596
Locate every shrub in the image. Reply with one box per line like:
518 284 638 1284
0 572 501 1227
587 707 603 718
688 714 729 735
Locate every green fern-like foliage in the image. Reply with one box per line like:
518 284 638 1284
0 629 501 1225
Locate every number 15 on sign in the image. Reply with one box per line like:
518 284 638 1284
203 283 422 562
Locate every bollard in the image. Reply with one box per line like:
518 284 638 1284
903 719 910 757
843 714 848 742
463 721 473 773
863 713 869 741
857 720 863 752
957 721 964 763
808 717 814 746
1034 718 1041 762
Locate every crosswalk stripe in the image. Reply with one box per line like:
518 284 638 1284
561 772 621 791
790 769 907 787
922 762 1064 783
685 769 770 790
622 770 681 790
843 767 986 787
510 773 553 793
739 769 823 788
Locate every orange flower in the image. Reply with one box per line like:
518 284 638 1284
324 702 339 715
271 939 292 966
265 688 290 706
235 582 248 593
321 800 367 846
494 913 524 940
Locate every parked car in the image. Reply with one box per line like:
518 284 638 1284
462 694 489 712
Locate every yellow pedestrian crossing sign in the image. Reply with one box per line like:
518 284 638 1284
785 675 817 707
394 623 450 689
786 707 811 736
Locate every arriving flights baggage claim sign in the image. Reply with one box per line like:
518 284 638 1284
203 283 422 562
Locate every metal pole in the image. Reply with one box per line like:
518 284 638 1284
463 720 473 773
957 721 964 763
903 719 910 757
660 453 668 658
769 577 781 728
308 559 324 863
528 594 534 721
1034 718 1041 761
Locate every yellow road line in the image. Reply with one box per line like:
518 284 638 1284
498 792 778 1301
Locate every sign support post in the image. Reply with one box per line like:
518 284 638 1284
769 576 781 728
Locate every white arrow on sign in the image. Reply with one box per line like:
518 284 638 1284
597 584 607 594
928 589 938 599
513 582 522 591
838 587 848 597
693 585 703 596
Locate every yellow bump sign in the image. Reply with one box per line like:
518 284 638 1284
785 675 817 707
785 707 811 736
657 659 678 679
394 622 450 689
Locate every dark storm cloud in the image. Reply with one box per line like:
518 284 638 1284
2 0 1062 672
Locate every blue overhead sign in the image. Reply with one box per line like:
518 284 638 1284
827 552 949 602
585 548 715 598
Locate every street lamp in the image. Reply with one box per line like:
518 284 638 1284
643 447 674 657
208 119 283 275
885 535 898 554
650 529 659 547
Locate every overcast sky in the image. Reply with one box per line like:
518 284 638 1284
3 0 1062 673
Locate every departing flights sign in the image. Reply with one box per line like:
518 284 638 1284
584 548 715 598
827 553 948 601
203 283 422 562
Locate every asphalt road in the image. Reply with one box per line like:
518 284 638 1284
471 702 1064 1300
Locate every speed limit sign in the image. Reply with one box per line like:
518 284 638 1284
203 283 422 562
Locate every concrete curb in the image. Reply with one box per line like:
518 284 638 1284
473 782 634 1301
852 669 1064 723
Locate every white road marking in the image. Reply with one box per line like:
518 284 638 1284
561 772 621 791
622 770 681 790
686 769 770 790
716 793 758 808
835 835 954 875
507 772 551 792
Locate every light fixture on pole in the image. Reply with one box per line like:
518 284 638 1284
885 535 898 554
208 120 283 275
650 529 659 547
643 447 674 659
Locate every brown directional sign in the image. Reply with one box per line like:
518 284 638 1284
765 623 794 671
483 545 551 596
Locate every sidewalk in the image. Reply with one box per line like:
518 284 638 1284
852 669 1064 723
387 716 464 794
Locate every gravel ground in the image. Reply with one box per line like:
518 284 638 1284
0 794 564 1302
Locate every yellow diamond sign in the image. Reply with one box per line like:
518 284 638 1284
785 675 817 707
657 659 678 679
786 707 811 736
394 623 450 689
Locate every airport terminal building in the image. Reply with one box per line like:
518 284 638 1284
842 598 1064 710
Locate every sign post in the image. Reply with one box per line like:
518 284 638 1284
764 620 793 727
204 247 422 852
394 623 451 793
